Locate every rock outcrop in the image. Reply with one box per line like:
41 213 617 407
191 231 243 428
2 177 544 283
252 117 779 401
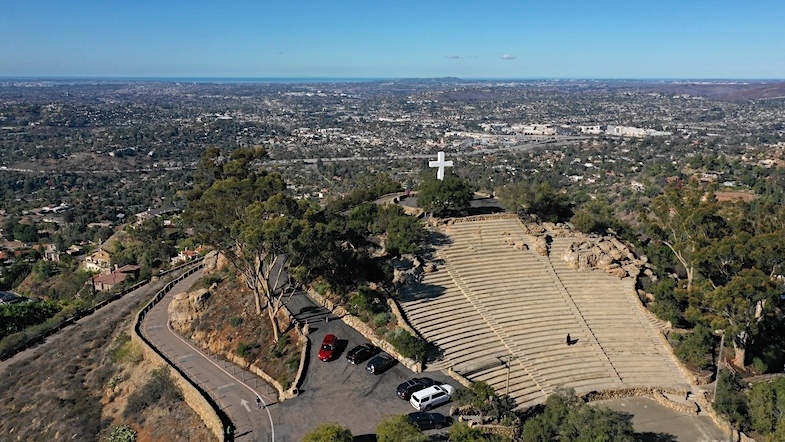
168 288 210 332
562 236 650 279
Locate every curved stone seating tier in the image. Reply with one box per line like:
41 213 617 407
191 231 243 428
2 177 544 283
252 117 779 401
401 216 690 408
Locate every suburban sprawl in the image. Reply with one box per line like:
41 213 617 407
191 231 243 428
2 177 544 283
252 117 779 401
1 78 785 442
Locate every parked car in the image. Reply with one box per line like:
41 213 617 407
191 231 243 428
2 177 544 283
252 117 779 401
407 412 451 430
365 353 396 374
346 343 377 364
396 377 436 400
317 334 337 361
410 384 454 411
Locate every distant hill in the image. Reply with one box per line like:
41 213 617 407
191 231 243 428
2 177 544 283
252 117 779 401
640 81 785 101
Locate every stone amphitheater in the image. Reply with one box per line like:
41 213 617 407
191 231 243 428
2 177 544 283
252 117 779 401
399 214 691 409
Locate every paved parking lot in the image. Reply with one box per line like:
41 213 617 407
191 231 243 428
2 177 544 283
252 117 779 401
592 397 728 442
269 294 457 441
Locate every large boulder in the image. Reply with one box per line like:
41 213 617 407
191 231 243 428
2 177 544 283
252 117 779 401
168 288 211 332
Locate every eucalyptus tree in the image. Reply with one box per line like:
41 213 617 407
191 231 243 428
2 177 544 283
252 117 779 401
184 147 326 342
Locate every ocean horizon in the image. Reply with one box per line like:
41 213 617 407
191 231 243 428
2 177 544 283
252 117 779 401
1 77 782 85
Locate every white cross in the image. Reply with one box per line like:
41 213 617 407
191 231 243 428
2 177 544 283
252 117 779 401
429 151 453 180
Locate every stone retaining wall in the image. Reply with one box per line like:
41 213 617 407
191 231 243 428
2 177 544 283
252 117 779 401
307 288 421 373
132 265 224 442
386 298 421 341
445 366 474 389
581 387 697 415
131 331 223 441
440 213 519 225
471 424 517 439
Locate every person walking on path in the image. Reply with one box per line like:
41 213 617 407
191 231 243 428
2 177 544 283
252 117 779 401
566 334 571 346
256 396 262 409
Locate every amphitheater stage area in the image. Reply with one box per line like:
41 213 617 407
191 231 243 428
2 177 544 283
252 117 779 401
399 214 691 409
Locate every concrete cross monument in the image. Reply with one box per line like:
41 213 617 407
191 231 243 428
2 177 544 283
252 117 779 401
429 151 453 180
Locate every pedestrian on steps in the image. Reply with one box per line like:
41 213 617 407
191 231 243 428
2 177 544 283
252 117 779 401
566 334 571 345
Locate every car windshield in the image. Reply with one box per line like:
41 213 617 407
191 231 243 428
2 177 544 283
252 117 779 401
321 343 333 350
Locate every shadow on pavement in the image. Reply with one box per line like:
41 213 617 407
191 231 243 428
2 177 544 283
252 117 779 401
634 432 677 442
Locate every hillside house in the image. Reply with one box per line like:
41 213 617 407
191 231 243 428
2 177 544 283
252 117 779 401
92 264 141 292
84 249 112 273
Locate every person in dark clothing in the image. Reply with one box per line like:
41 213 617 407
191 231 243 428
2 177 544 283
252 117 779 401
566 334 571 345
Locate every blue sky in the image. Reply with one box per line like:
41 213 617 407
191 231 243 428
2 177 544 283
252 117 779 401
1 0 783 79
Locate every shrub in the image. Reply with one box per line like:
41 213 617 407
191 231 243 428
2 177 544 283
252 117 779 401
108 425 137 442
387 327 427 362
229 316 243 327
713 371 749 429
314 279 331 296
286 354 300 370
236 342 259 358
674 324 714 369
303 422 353 442
272 336 289 358
107 374 124 392
372 312 390 328
111 334 143 364
376 415 427 442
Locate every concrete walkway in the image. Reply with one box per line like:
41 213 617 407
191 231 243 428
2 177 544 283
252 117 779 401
141 271 276 442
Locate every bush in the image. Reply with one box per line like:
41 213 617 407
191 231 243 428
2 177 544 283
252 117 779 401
108 425 137 442
272 336 289 358
236 342 259 358
387 328 427 362
372 312 390 328
376 415 427 442
521 387 634 442
675 324 714 369
314 279 331 296
302 422 353 442
229 316 243 327
111 334 143 363
713 371 749 429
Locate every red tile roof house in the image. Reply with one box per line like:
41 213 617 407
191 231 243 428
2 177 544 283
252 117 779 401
92 264 141 292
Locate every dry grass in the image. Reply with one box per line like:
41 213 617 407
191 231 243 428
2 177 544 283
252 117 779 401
0 286 215 441
183 268 302 390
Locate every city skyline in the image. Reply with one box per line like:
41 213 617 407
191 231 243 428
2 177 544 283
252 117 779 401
2 0 785 79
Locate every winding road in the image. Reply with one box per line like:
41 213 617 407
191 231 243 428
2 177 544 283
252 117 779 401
141 271 276 441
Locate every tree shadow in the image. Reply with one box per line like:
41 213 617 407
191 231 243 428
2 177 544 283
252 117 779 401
353 434 377 442
398 282 446 302
634 432 677 442
617 412 677 442
425 342 445 365
333 339 349 360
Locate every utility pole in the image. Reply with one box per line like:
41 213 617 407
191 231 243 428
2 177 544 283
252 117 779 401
497 355 514 396
713 331 725 403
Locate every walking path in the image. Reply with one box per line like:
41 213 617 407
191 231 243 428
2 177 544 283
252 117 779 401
141 270 276 441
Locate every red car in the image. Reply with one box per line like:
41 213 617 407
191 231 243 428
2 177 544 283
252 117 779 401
318 334 337 361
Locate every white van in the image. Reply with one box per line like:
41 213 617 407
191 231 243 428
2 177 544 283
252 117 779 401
409 384 455 411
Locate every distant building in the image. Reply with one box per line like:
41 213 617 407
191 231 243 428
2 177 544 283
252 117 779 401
84 249 112 273
92 264 141 292
43 244 60 262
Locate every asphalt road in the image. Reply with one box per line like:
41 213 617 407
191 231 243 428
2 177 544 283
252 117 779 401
142 271 277 442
